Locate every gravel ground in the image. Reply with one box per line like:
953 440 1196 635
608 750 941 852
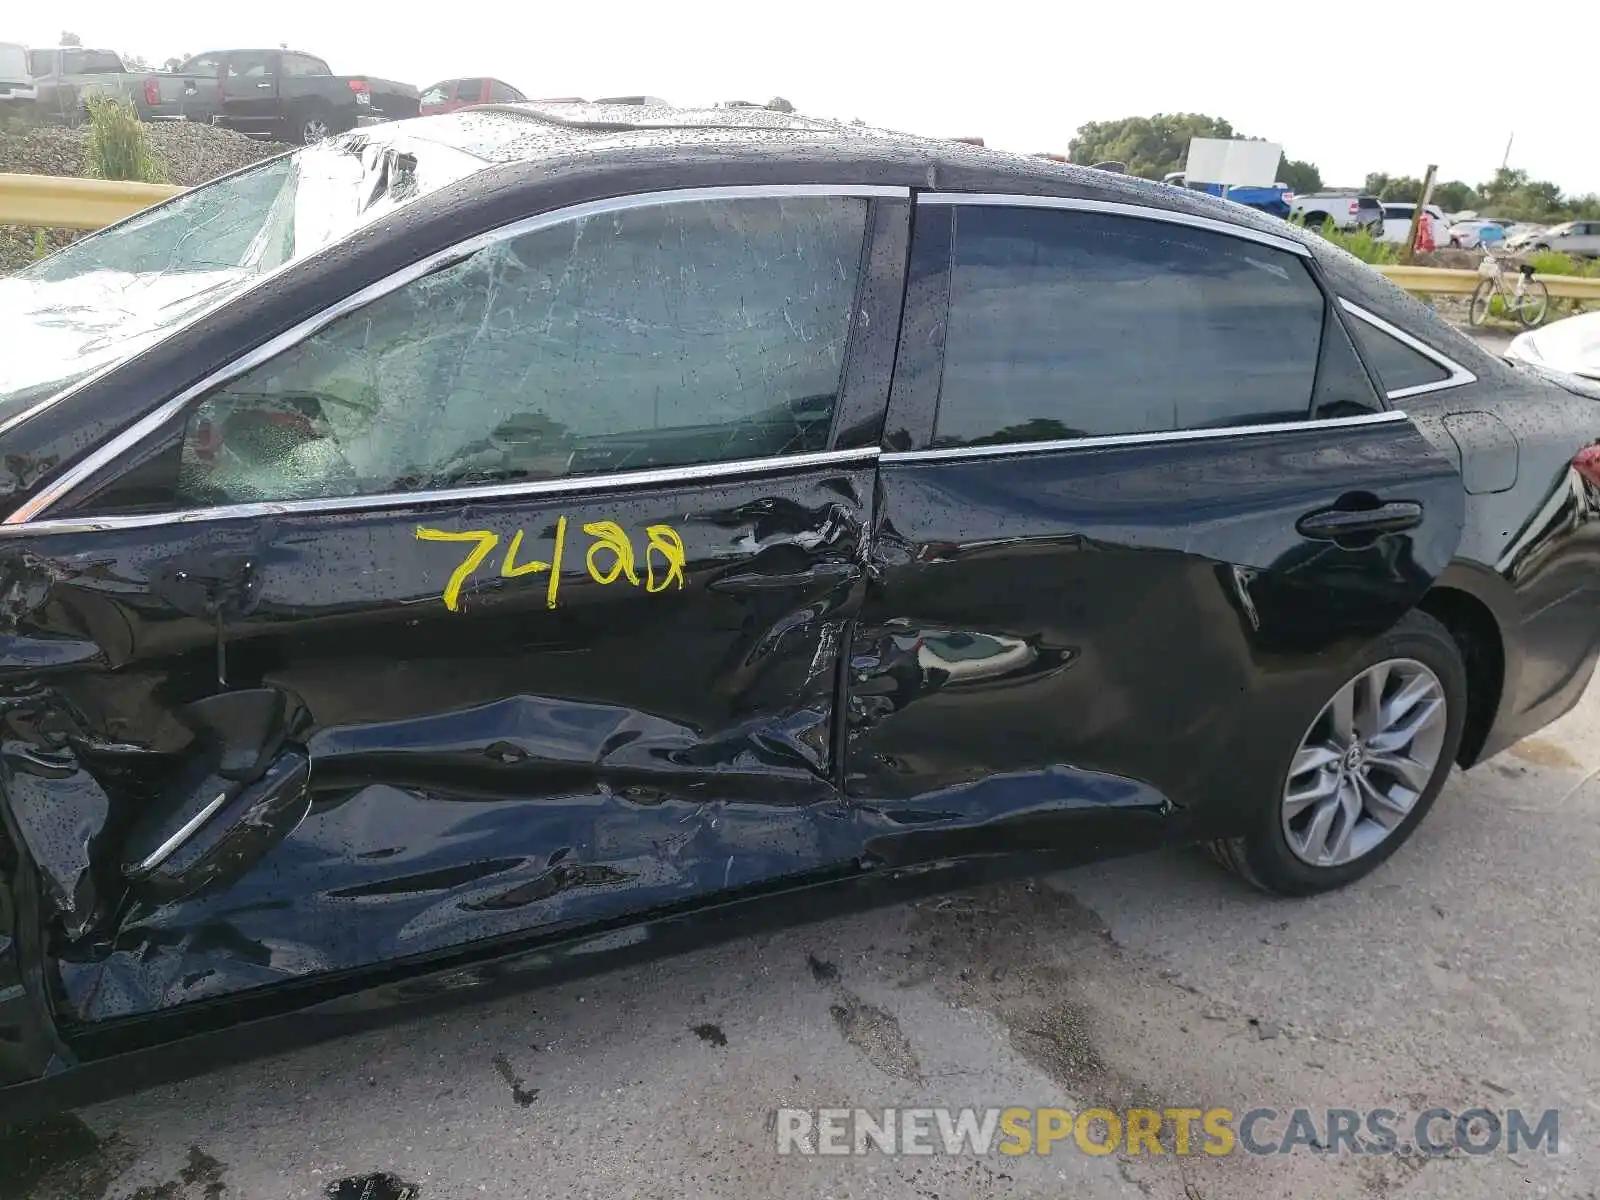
0 122 293 273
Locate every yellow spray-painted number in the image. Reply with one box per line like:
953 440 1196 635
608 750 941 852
416 515 684 612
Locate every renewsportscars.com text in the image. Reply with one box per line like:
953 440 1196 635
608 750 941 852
774 1106 1559 1158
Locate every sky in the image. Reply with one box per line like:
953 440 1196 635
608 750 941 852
14 1 1598 196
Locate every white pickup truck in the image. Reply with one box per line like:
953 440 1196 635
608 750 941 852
0 42 34 112
1288 192 1385 234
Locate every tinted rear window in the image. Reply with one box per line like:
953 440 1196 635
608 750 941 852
934 206 1326 446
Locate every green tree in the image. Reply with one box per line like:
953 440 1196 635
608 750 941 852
1477 167 1566 221
1431 180 1479 212
1278 158 1322 193
1363 173 1424 201
1068 114 1235 179
766 96 795 113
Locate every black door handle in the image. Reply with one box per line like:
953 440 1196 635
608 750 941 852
1297 500 1424 542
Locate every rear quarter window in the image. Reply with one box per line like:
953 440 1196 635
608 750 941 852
1346 314 1453 396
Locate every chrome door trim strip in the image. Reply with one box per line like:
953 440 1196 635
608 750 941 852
879 410 1409 464
4 183 909 528
131 790 231 875
918 192 1312 257
1 447 883 538
1338 298 1478 399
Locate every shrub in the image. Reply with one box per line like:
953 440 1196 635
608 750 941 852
1289 213 1402 265
1527 249 1582 277
81 96 167 183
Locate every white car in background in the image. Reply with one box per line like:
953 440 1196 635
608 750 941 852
1503 223 1547 249
1507 220 1600 259
1379 202 1449 245
1506 311 1600 380
0 41 34 111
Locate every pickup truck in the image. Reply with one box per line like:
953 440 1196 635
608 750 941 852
23 46 152 123
0 42 33 112
156 49 419 144
1161 172 1295 219
1287 191 1385 235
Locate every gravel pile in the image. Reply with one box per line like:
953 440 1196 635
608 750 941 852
1 122 295 273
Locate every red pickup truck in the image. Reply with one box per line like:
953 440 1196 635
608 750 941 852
419 77 528 115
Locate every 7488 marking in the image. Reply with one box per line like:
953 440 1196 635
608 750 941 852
416 517 686 612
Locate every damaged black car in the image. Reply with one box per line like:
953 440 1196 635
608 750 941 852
1 103 1598 1117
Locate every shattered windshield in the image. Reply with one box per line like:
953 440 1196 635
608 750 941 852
0 129 491 426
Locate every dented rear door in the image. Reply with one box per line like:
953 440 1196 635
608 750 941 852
0 186 908 1030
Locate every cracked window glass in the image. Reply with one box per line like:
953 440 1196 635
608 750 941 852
0 130 491 424
172 196 868 506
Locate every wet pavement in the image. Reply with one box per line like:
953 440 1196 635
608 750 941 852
3 673 1596 1200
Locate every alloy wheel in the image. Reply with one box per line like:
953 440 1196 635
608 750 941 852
1281 658 1448 868
302 117 330 144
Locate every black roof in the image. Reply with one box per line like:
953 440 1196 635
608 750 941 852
405 101 1298 241
371 102 1501 379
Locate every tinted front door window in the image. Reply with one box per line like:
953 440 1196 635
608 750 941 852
174 196 869 506
934 207 1327 447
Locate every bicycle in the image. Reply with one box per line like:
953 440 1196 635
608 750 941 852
1468 248 1549 328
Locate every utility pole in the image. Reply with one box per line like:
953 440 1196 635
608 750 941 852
1402 164 1438 266
1501 133 1514 170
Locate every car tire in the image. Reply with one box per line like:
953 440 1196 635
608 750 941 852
1210 609 1467 897
291 103 336 145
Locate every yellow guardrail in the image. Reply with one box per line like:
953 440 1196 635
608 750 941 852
1376 264 1600 301
0 173 184 231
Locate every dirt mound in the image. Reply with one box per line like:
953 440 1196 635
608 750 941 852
1 122 295 273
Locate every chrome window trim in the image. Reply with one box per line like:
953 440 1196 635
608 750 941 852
1338 298 1477 399
4 183 909 529
1 446 883 538
880 410 1408 464
919 191 1313 257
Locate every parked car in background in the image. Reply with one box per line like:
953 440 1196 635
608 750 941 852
420 77 527 115
1502 223 1547 249
1514 220 1600 259
134 54 225 125
1447 219 1509 249
173 49 419 144
0 41 34 112
1289 191 1384 233
1378 202 1449 246
1507 311 1600 380
2 105 1599 1118
23 45 148 123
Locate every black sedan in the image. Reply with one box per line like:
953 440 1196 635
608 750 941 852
1 105 1597 1117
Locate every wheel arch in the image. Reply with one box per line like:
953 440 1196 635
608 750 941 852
1416 579 1509 767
